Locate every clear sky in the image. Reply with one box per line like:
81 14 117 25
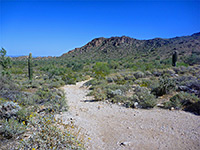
0 0 200 57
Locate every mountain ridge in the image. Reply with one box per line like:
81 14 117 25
61 32 200 61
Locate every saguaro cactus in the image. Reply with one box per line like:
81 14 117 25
28 53 33 81
172 51 178 66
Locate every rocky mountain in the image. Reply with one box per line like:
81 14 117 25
61 32 200 61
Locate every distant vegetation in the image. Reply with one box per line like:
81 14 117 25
0 32 200 149
0 49 83 149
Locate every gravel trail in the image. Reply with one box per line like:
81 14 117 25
57 80 200 150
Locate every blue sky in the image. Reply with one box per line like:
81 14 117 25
0 0 200 56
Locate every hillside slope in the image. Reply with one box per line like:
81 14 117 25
61 32 200 61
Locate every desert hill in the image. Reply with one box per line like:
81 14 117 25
61 32 200 62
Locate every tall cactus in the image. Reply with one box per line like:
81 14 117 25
28 53 33 81
172 51 178 66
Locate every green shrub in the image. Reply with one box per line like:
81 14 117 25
0 76 18 92
134 78 152 88
111 95 133 108
18 115 84 149
29 80 40 88
0 118 26 139
134 71 145 79
134 86 157 108
152 75 176 96
15 93 35 106
186 53 200 65
16 107 33 122
0 101 21 119
35 88 67 113
184 102 200 115
49 80 65 88
10 67 23 74
89 87 107 101
93 62 110 79
163 92 200 110
84 78 100 87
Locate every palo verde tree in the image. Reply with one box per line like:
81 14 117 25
93 62 110 79
28 53 33 81
0 48 11 75
172 51 178 66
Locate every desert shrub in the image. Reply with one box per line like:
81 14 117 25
93 62 110 79
175 75 197 86
152 75 176 96
134 71 145 79
172 66 193 75
108 60 119 69
112 74 126 84
177 62 189 67
84 79 107 90
108 89 123 98
184 102 200 115
10 67 24 74
152 69 163 77
174 74 200 97
15 92 35 106
62 74 76 85
160 58 172 66
72 63 83 72
87 81 129 101
106 72 135 85
35 87 51 100
106 84 131 96
20 80 41 89
134 86 157 108
144 71 152 77
16 107 33 122
0 101 21 119
110 95 134 107
35 88 67 113
49 80 65 88
124 74 136 81
163 97 182 110
162 69 175 76
163 92 200 110
185 53 200 65
134 78 154 88
45 94 67 113
0 118 26 139
0 76 18 92
83 78 99 87
106 77 114 83
18 115 84 149
89 87 107 101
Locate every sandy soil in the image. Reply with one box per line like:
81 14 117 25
56 80 200 150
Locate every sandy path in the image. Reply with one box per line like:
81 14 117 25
57 80 200 150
